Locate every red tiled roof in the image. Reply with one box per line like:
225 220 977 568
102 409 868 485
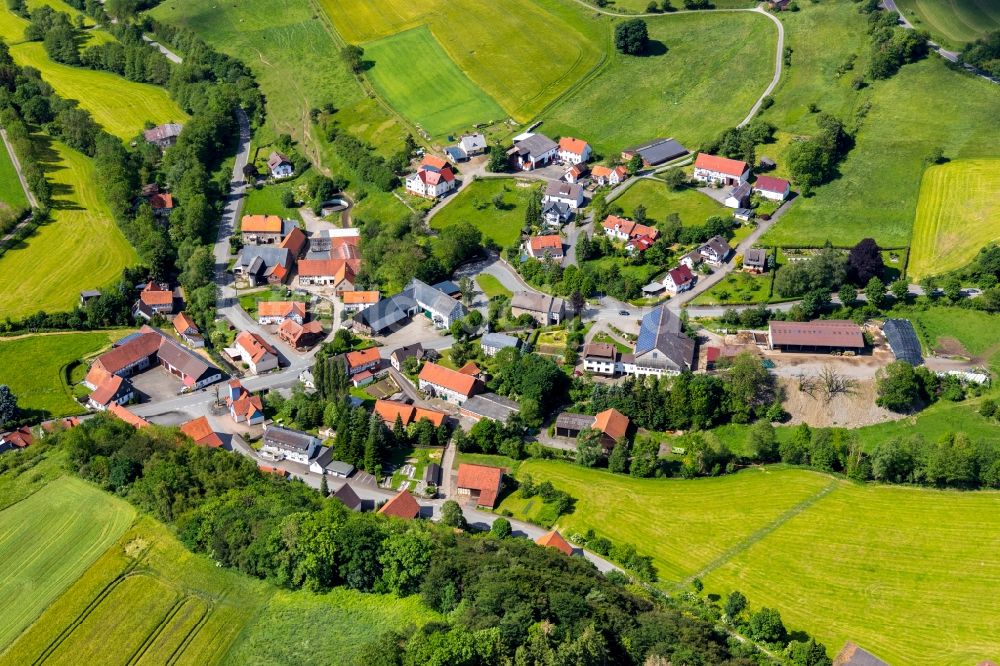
420 155 449 170
378 489 421 519
345 346 380 371
1 426 33 448
457 361 480 376
242 214 283 233
558 136 589 156
90 375 127 407
420 167 455 185
140 283 174 306
173 312 198 335
593 408 629 443
591 165 626 179
180 416 223 448
528 235 563 252
419 362 477 397
413 407 446 428
456 463 503 508
258 301 305 319
41 417 81 433
601 215 659 241
280 226 307 256
667 265 694 285
694 153 748 178
374 400 415 425
536 530 574 556
149 193 174 209
297 257 355 279
236 331 277 363
342 290 379 305
769 320 864 348
109 403 150 428
258 464 288 477
753 175 790 193
94 331 162 374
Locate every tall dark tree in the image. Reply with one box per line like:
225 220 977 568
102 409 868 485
614 19 649 55
0 385 19 426
847 237 884 285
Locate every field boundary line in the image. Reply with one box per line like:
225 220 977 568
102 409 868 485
164 599 213 666
673 478 840 590
126 593 185 666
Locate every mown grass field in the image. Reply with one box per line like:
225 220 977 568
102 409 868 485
689 269 773 305
325 0 604 122
244 183 303 220
907 159 1000 278
894 0 1000 47
0 331 122 418
364 27 505 137
541 11 776 155
0 476 135 650
613 179 724 225
0 140 137 318
430 179 536 247
477 274 512 299
901 306 1000 359
505 459 1000 665
224 589 441 665
765 58 1000 248
0 140 28 227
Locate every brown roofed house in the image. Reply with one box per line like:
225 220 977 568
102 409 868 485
456 463 504 508
278 319 324 349
0 426 33 452
536 530 574 556
257 300 306 325
332 482 362 511
592 408 630 448
279 226 307 258
180 416 224 448
378 489 421 520
108 403 151 429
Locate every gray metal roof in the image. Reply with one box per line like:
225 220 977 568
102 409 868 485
355 296 409 333
625 138 688 165
883 319 923 366
156 335 220 382
555 412 595 431
544 180 582 199
481 333 521 350
236 246 292 271
511 291 565 316
700 235 732 260
462 392 520 422
264 425 320 452
459 133 486 152
514 133 557 157
405 279 466 321
744 248 768 267
731 182 752 199
424 462 442 486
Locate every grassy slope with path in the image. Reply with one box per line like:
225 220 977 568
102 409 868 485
0 330 123 418
430 179 538 248
894 0 1000 47
325 0 604 123
0 476 135 650
0 140 137 319
541 11 775 156
907 159 1000 278
613 179 724 226
505 459 1000 665
363 27 505 137
0 139 28 224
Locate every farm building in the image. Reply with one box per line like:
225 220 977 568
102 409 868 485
241 215 296 245
143 123 182 149
768 320 865 353
511 133 558 170
882 319 923 366
378 489 422 520
554 409 630 448
297 258 358 289
87 375 135 411
693 153 750 186
460 393 521 423
418 362 480 405
352 295 415 336
456 463 504 508
621 138 688 167
624 306 695 376
407 278 467 329
374 400 447 428
724 182 752 209
341 290 380 313
262 425 321 464
753 175 791 201
510 291 566 326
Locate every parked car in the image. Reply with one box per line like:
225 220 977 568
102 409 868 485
618 310 630 316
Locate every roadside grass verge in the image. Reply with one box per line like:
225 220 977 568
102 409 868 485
0 330 124 418
363 27 505 138
476 274 512 299
0 140 28 212
540 11 776 155
430 179 535 248
0 140 137 319
907 159 1000 278
0 476 135 651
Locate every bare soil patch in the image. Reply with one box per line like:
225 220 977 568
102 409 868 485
780 376 905 428
933 336 968 357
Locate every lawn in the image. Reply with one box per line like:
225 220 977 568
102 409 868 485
591 331 630 354
540 11 776 155
613 179 724 226
0 140 137 319
764 57 1000 248
324 0 604 122
580 254 662 287
430 179 535 247
0 140 28 228
225 589 440 665
899 306 1000 359
476 274 512 299
894 0 1000 47
689 269 772 306
0 331 123 418
907 159 1000 278
238 286 309 317
5 42 185 140
0 476 135 650
244 183 304 221
363 27 505 138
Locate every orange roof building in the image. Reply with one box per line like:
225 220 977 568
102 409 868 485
536 530 574 556
418 362 479 404
457 361 481 377
593 408 630 447
557 136 591 163
420 154 449 171
278 319 324 349
258 300 306 323
456 463 504 508
241 214 283 234
279 226 307 257
341 290 380 307
378 489 421 520
0 426 34 450
601 215 659 242
108 403 151 429
693 153 749 183
527 235 564 259
180 416 224 448
373 400 446 428
343 347 380 375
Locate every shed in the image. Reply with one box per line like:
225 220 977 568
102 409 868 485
882 319 923 366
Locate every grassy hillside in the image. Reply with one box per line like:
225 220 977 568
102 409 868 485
0 476 135 650
0 140 137 318
0 331 123 418
0 140 28 227
364 27 505 137
894 0 1000 47
325 0 605 122
540 11 776 155
907 159 1000 278
503 459 1000 665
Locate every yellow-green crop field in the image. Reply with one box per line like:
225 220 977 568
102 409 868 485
907 159 1000 278
894 0 1000 47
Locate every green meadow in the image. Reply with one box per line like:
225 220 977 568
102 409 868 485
430 179 537 248
894 0 1000 47
613 179 724 226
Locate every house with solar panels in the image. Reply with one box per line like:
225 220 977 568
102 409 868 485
621 307 696 377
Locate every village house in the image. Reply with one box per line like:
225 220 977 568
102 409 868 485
753 175 791 201
149 192 174 219
180 416 224 448
374 400 447 428
87 374 135 411
390 343 425 371
541 200 573 226
623 306 695 376
601 215 660 243
262 425 320 464
225 380 265 425
536 530 575 556
699 235 733 266
511 133 558 170
693 153 750 186
267 151 294 178
768 320 865 354
40 417 82 437
407 278 467 329
309 227 361 253
724 181 752 209
134 281 176 320
526 235 564 261
234 330 279 374
257 300 306 326
278 319 324 349
510 291 566 326
557 136 591 165
582 342 620 376
590 164 627 186
418 362 480 405
480 332 521 357
625 234 656 255
342 347 380 377
405 155 457 199
459 392 520 423
280 226 308 259
332 483 362 511
297 257 358 289
309 448 355 477
352 296 414 336
172 312 204 347
241 215 296 246
680 249 704 270
143 123 182 149
733 208 754 223
80 289 101 306
108 403 150 429
621 138 688 167
378 489 421 520
233 246 294 286
563 163 587 184
663 264 696 293
157 334 223 389
341 290 380 313
743 248 769 273
554 408 630 448
0 426 33 453
456 463 504 508
458 133 487 158
542 180 585 209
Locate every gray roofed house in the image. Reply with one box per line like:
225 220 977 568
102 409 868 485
510 291 566 325
155 335 223 389
883 319 923 366
733 207 754 222
513 133 559 170
143 123 183 148
699 235 732 266
332 483 362 511
262 425 321 464
621 138 688 166
353 296 412 335
542 200 572 226
542 180 584 208
744 248 768 272
404 278 466 329
432 280 461 298
832 642 889 666
481 332 521 357
460 393 521 423
629 306 695 376
424 462 442 487
459 133 487 156
309 446 355 477
233 246 293 286
445 146 465 162
725 181 752 208
390 342 425 370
